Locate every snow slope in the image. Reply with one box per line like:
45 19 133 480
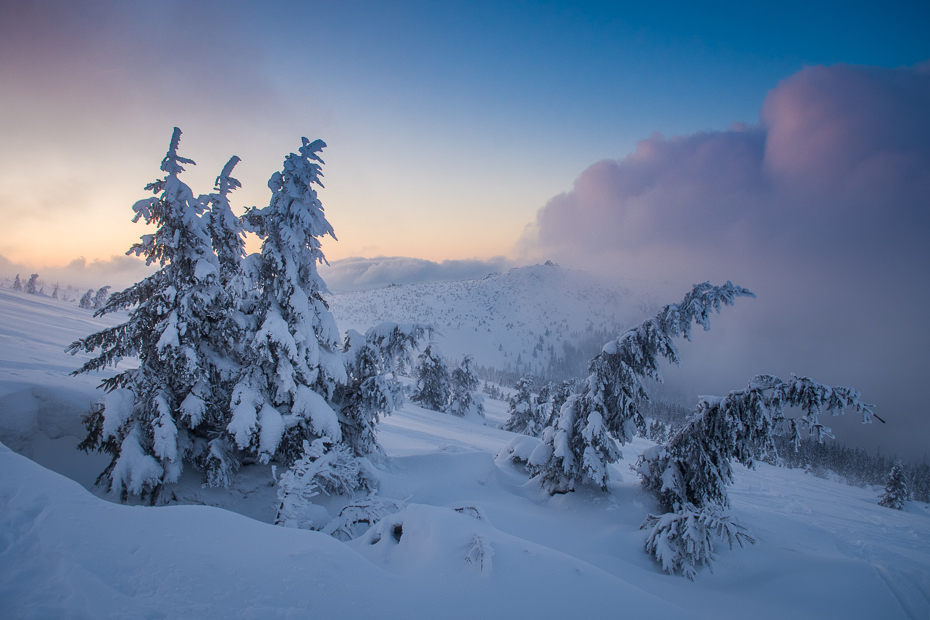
326 263 650 377
2 287 928 619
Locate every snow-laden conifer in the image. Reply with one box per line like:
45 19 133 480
878 462 909 510
92 286 111 310
78 289 94 309
12 274 22 292
412 342 451 412
449 354 484 417
637 374 876 511
538 380 575 428
274 438 378 529
186 156 253 482
503 376 543 435
227 137 345 465
532 282 754 494
25 274 39 294
68 127 226 502
203 156 248 294
338 323 429 455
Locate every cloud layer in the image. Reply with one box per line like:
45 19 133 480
320 256 513 292
520 62 930 460
0 254 157 294
521 62 930 278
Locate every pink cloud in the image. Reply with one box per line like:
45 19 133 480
519 62 930 461
521 62 930 276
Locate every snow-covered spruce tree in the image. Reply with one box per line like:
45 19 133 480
338 323 429 455
184 156 253 487
68 127 228 502
25 274 39 294
412 342 451 412
530 282 754 494
449 354 484 418
12 274 22 292
52 283 60 300
227 137 346 467
503 375 543 435
539 379 576 428
636 374 876 512
878 462 909 510
92 286 111 310
78 289 94 309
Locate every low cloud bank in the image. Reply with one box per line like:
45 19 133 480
0 254 156 294
320 256 513 292
519 62 930 461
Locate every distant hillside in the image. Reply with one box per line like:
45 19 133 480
326 263 654 380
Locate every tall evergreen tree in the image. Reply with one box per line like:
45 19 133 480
227 137 345 466
12 274 22 292
69 127 227 502
187 156 252 487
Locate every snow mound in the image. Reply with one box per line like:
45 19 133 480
0 443 693 619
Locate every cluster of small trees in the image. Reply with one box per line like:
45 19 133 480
10 273 41 295
78 286 111 309
502 376 574 437
498 281 879 578
70 128 424 506
8 273 111 307
411 347 484 417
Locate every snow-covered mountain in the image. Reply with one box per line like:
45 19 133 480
326 262 652 378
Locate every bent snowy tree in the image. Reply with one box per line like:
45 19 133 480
636 374 877 512
529 281 755 494
636 374 875 579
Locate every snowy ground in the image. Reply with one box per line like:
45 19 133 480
2 287 928 619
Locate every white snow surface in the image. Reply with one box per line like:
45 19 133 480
2 287 929 619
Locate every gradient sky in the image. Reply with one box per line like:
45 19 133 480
2 0 926 267
2 1 929 459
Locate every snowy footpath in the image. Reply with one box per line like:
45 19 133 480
1 288 928 619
